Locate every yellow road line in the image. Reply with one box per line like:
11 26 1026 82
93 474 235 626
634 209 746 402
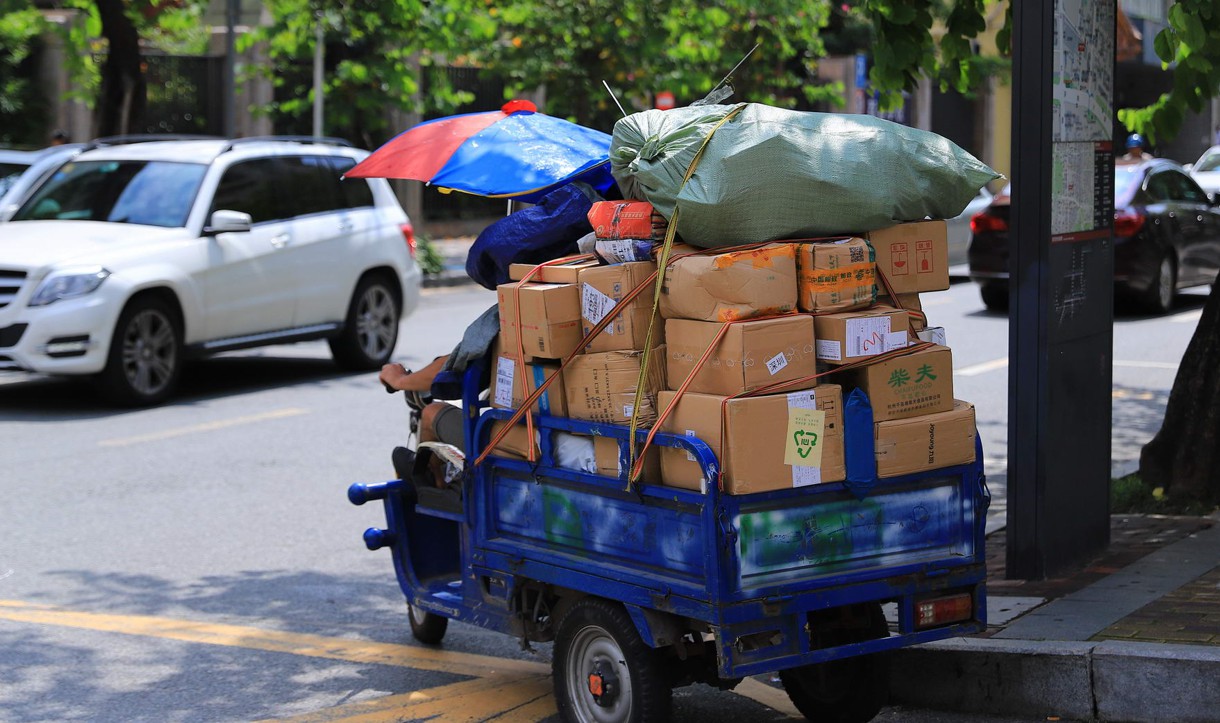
0 600 548 678
97 407 310 447
482 692 557 722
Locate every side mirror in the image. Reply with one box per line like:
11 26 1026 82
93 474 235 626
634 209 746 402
204 209 252 235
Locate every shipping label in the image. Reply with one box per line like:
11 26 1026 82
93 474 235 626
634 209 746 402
785 408 826 468
845 316 893 358
494 357 516 408
581 283 617 330
765 352 789 376
816 339 842 361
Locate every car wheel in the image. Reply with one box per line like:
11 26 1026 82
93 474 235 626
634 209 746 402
979 283 1009 312
408 602 449 645
553 597 671 723
330 274 400 370
96 296 182 406
779 603 890 723
1142 252 1177 315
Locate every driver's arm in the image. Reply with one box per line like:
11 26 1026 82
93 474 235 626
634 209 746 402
380 355 450 393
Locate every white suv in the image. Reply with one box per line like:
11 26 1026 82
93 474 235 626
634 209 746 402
0 137 421 404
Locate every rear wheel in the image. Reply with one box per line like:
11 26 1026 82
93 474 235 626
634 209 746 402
1141 252 1177 315
330 274 400 369
408 603 448 645
553 598 671 723
979 282 1008 312
96 296 182 406
779 603 890 723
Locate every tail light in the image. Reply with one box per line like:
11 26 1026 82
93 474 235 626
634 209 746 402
970 212 1008 234
915 592 974 629
400 222 416 257
1114 210 1145 237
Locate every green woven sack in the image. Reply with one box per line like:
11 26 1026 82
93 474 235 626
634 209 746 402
609 103 1001 248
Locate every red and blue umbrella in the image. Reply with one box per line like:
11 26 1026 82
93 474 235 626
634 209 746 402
345 100 614 201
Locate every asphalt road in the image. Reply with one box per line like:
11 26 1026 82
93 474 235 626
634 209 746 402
0 278 1202 722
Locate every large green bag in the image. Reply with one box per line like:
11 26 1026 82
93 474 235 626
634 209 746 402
609 103 1001 247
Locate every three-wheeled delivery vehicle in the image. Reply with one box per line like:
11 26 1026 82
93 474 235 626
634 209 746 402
349 360 988 723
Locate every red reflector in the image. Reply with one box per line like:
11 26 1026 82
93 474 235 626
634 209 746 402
401 222 417 257
1114 210 1145 237
970 212 1008 234
915 593 973 629
587 673 604 697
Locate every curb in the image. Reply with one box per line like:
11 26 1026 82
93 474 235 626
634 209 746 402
888 637 1220 722
421 270 475 289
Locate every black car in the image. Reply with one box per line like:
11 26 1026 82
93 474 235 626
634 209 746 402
967 159 1220 314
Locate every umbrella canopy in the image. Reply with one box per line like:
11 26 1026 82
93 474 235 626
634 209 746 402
346 100 614 201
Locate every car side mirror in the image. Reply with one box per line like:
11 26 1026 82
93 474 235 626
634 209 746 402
204 209 253 235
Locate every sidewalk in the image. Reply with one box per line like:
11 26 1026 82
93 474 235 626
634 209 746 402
424 238 1220 721
890 513 1220 722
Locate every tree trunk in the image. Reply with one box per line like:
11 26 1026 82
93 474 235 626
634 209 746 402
1139 276 1220 505
94 0 146 138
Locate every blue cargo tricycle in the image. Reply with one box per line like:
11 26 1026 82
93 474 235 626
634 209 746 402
349 362 988 722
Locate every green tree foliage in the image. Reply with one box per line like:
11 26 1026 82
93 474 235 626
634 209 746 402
249 0 496 148
1118 0 1220 143
483 0 840 131
0 2 47 145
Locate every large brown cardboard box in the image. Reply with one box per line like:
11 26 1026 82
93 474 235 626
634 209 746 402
489 353 567 416
866 220 950 293
875 400 976 477
796 238 876 313
577 261 662 353
814 305 910 365
564 346 667 425
660 243 798 322
657 385 846 494
497 282 583 359
666 316 816 396
509 257 600 284
593 436 662 482
486 419 538 459
833 344 954 422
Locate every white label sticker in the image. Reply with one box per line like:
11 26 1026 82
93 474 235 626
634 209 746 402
623 404 634 418
917 326 947 346
581 283 617 328
792 465 822 487
494 357 516 407
685 429 697 461
595 239 638 264
846 316 893 358
885 330 909 351
765 352 789 376
816 339 842 361
786 390 817 410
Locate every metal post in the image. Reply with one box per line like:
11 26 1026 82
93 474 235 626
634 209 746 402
223 0 237 138
313 19 324 138
1007 0 1115 579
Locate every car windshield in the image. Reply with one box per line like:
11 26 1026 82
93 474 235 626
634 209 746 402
0 162 31 198
1114 164 1145 203
10 159 208 227
1195 151 1220 173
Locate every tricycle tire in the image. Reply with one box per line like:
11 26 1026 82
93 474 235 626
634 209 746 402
408 603 448 645
553 597 671 723
779 602 890 723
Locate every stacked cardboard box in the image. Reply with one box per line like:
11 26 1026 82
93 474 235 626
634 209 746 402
489 205 976 489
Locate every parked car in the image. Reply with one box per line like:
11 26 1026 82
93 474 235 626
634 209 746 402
944 184 994 267
1186 145 1220 198
0 137 421 404
0 144 85 218
968 158 1220 314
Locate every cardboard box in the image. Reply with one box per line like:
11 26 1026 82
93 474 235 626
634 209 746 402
577 261 662 353
490 354 567 416
657 385 846 494
832 344 954 422
497 282 583 359
487 419 538 459
509 257 600 284
814 305 910 365
875 401 976 477
660 243 798 322
564 346 667 425
797 238 876 313
866 220 950 294
588 200 668 241
877 292 926 331
592 436 662 482
666 316 816 396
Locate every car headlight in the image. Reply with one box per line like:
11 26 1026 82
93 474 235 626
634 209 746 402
28 267 111 307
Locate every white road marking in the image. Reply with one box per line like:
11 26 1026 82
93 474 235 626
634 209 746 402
956 358 1179 376
1113 360 1179 370
98 408 309 447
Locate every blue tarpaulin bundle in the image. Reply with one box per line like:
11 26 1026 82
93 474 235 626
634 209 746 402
465 182 601 290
